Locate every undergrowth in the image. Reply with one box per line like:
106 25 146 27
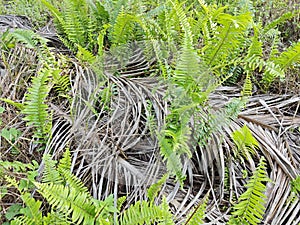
0 0 299 224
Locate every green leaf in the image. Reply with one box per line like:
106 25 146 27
0 128 21 141
231 125 259 159
147 174 169 202
5 204 23 220
0 106 5 114
228 157 270 225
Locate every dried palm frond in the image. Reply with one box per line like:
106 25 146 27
46 46 300 223
0 15 32 33
2 17 299 224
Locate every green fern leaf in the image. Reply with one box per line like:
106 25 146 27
174 36 201 94
111 10 136 45
120 197 174 225
57 148 72 172
241 72 252 97
263 12 297 34
228 157 270 225
184 193 209 225
147 174 169 202
262 61 285 87
22 68 51 138
59 168 90 194
0 98 24 111
11 29 46 49
231 125 259 160
10 216 35 225
205 12 252 66
18 193 43 223
274 42 300 70
35 182 96 225
42 155 62 184
168 0 193 44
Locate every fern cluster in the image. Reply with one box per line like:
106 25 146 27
5 149 117 225
228 157 270 225
41 0 108 53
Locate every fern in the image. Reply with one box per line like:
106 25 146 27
5 148 117 225
262 61 285 86
241 72 252 97
35 182 96 225
18 193 43 224
274 42 300 70
147 174 169 202
267 29 281 61
52 68 71 97
22 67 51 139
119 197 174 225
168 0 193 44
184 193 209 225
159 112 192 184
111 9 136 45
10 29 47 49
173 36 201 94
231 125 259 160
57 148 72 171
41 0 108 53
263 11 298 34
0 160 37 173
42 155 62 184
228 157 270 225
205 12 252 67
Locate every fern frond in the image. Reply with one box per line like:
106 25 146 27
42 155 62 184
41 0 105 53
205 12 252 66
184 193 209 225
117 196 127 211
159 111 192 184
168 0 193 44
231 125 259 160
22 67 51 138
228 157 270 225
267 29 281 61
10 216 35 225
241 72 252 97
147 174 169 202
52 69 70 96
43 210 70 225
263 12 297 34
35 182 96 225
262 61 285 87
120 197 174 225
0 98 24 110
274 41 300 70
247 25 262 59
0 160 37 173
173 35 201 94
11 29 46 49
57 148 72 171
19 193 43 223
111 10 136 45
59 168 90 194
62 2 86 49
76 44 96 63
